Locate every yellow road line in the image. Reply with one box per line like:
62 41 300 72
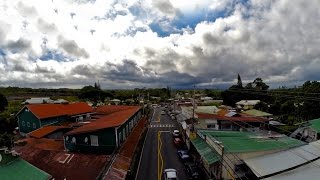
159 133 164 180
157 132 160 180
157 131 164 180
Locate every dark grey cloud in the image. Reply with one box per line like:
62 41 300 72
37 18 57 34
16 2 38 17
35 65 55 74
12 64 27 72
72 64 96 77
57 36 89 58
6 38 31 52
152 0 181 17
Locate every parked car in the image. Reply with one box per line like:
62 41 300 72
163 169 178 180
172 129 180 137
173 137 184 148
184 162 200 179
177 150 190 162
161 111 166 115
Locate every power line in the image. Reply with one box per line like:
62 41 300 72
226 87 320 150
218 114 320 171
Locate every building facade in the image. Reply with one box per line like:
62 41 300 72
16 102 93 135
64 106 142 154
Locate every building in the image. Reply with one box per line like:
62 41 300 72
192 130 305 179
244 140 320 179
242 109 273 118
64 106 142 154
14 142 110 180
290 118 320 142
236 100 260 110
16 102 93 135
0 148 51 180
110 99 121 105
195 113 269 131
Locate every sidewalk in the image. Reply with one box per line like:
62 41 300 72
104 117 147 180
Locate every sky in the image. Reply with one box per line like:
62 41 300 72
0 0 319 89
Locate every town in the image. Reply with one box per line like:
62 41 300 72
1 78 320 180
0 0 319 179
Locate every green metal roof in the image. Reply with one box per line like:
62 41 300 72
309 118 320 133
197 130 305 153
0 155 51 180
191 137 221 165
243 109 272 117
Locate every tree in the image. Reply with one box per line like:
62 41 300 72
0 93 8 112
237 74 243 88
252 77 269 90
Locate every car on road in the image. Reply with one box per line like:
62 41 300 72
184 162 200 179
173 137 184 148
177 150 190 162
163 169 178 180
172 129 180 137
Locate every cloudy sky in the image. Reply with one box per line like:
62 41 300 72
0 0 319 89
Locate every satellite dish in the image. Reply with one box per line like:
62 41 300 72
65 136 69 141
84 137 88 143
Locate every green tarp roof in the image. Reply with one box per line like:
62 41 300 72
243 109 272 117
191 137 221 165
309 118 320 133
197 130 305 153
0 155 51 180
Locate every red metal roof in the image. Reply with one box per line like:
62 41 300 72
66 106 141 135
14 145 110 180
15 138 65 151
26 102 93 119
104 117 147 180
197 113 269 122
95 105 138 115
28 126 72 139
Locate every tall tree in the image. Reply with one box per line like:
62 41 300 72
237 74 243 88
0 93 8 112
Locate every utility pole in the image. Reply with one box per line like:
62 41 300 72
192 85 196 121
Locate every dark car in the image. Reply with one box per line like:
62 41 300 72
177 150 190 162
173 137 184 148
184 162 200 179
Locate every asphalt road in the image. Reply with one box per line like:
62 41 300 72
136 107 188 180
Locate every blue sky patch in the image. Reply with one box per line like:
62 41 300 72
40 50 69 61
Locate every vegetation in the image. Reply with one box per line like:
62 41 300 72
0 94 22 148
222 75 320 127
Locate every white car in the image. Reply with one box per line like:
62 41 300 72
163 169 178 180
172 129 180 137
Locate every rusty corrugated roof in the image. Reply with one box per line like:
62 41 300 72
14 145 110 180
15 138 65 151
26 102 93 119
28 126 72 139
66 106 141 135
95 105 137 115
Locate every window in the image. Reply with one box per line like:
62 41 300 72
33 123 36 129
119 132 122 143
90 135 99 146
22 121 25 126
122 129 126 140
27 122 30 127
126 125 129 135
